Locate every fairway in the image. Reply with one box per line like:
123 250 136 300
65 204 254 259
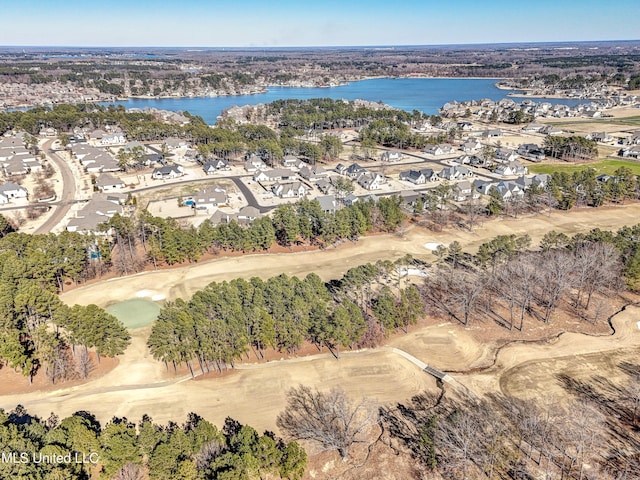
529 158 640 176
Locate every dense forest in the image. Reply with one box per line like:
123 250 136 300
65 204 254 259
147 261 424 375
0 228 129 382
0 407 306 480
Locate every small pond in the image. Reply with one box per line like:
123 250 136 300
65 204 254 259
106 298 162 329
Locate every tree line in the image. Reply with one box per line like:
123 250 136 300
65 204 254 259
0 407 306 480
147 257 424 375
104 197 405 273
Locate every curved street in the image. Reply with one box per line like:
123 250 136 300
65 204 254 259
34 139 77 234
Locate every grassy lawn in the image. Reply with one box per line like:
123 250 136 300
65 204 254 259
529 159 640 176
548 116 640 128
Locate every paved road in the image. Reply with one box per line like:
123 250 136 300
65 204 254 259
34 140 77 234
127 174 273 213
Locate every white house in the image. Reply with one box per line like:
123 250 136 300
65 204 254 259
424 144 455 156
271 181 308 198
254 168 295 182
356 172 384 190
151 165 184 180
380 150 403 162
203 159 230 174
0 182 28 199
439 165 473 181
495 161 528 177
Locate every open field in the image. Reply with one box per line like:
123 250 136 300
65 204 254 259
529 158 640 175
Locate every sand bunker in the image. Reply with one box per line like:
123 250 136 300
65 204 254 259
424 242 444 251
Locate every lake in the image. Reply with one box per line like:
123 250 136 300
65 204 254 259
101 77 586 125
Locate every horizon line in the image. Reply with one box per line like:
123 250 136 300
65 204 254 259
1 39 640 50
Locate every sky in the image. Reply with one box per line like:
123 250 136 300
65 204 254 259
0 0 638 47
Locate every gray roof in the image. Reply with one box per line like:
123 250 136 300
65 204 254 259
95 173 124 187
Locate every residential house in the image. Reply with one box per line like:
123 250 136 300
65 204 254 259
100 133 126 146
315 195 338 214
356 172 385 190
457 121 474 131
517 143 546 161
95 173 125 192
399 168 438 185
281 155 307 171
399 190 421 207
483 129 503 138
541 125 564 136
495 161 528 176
163 137 188 150
66 194 123 235
380 150 403 162
39 127 58 137
424 144 455 156
237 206 261 224
244 154 267 172
342 163 366 178
299 165 327 181
271 181 308 198
151 165 184 180
495 148 519 163
343 194 359 206
452 180 476 201
620 146 640 159
0 182 28 200
492 181 525 201
316 178 333 195
439 165 473 181
586 132 614 143
203 159 230 174
460 138 482 153
190 187 228 210
474 179 495 195
521 122 545 133
254 168 295 182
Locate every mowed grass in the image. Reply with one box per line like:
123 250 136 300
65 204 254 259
529 159 640 176
548 115 640 128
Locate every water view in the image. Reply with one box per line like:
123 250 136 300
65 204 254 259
102 77 587 124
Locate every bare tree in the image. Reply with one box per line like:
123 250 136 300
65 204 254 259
75 348 94 379
535 250 573 323
276 385 376 461
195 439 226 469
112 462 146 480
